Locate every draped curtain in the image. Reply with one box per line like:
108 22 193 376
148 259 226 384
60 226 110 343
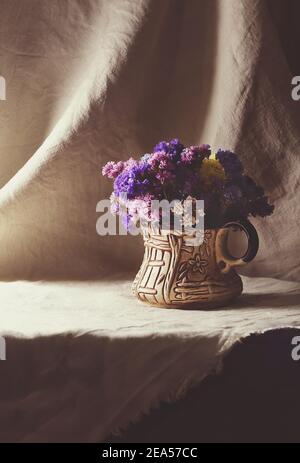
0 0 299 280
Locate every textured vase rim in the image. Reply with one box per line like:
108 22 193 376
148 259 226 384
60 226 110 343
141 224 226 235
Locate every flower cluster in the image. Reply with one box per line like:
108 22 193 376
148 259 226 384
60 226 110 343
102 139 274 229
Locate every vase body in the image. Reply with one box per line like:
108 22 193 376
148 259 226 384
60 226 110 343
132 228 244 309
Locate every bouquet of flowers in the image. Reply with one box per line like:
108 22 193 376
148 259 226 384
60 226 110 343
102 139 274 230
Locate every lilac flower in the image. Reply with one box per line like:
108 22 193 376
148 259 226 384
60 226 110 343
126 199 141 221
102 139 274 226
156 169 175 184
223 185 242 203
153 140 169 153
178 169 199 196
248 196 274 217
114 161 152 199
137 194 154 221
110 192 119 214
181 148 196 164
146 151 176 185
147 151 169 169
199 144 211 154
168 138 184 155
239 175 264 199
126 194 158 223
180 145 210 164
141 153 151 162
102 161 125 179
216 150 243 178
120 211 132 231
153 138 184 157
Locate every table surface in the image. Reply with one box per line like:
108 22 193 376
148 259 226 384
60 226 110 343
0 275 299 442
1 275 299 338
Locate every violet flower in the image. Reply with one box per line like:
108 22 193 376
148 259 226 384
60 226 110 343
101 139 274 228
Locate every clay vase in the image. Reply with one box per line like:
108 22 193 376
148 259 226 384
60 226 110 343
132 220 259 309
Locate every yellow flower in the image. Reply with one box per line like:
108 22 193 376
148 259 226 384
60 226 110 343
199 158 226 190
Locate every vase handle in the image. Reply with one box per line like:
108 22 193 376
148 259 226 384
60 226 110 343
216 219 259 273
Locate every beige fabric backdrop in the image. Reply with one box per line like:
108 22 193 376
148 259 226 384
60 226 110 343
0 0 299 281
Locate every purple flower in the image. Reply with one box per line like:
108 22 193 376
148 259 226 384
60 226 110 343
124 157 138 170
181 148 196 164
223 185 242 202
141 153 151 162
110 192 119 214
156 169 175 184
223 176 274 219
102 161 125 179
146 151 176 185
239 176 273 216
120 211 132 231
199 144 211 154
196 144 211 159
239 175 264 199
153 138 184 158
178 169 199 196
248 196 274 217
153 140 169 153
101 140 274 225
114 161 152 199
216 150 243 178
147 151 169 168
126 194 159 223
180 145 210 165
168 138 184 155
